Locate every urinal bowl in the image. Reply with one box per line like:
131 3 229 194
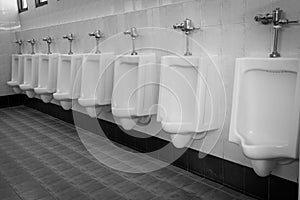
78 53 115 117
229 57 300 177
7 54 25 94
112 54 159 130
158 55 219 148
34 54 59 103
19 54 40 98
54 54 84 110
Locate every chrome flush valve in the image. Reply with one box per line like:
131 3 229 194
42 36 53 54
173 18 200 35
63 33 75 55
15 40 23 55
88 30 104 54
255 8 299 58
173 18 200 56
27 39 36 54
124 27 139 55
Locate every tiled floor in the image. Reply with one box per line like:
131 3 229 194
0 106 257 200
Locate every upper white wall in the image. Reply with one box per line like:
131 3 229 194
15 0 300 182
19 0 191 30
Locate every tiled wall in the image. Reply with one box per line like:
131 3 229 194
0 31 15 96
14 0 300 183
0 0 20 96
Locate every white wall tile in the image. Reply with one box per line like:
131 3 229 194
245 0 272 23
244 23 272 57
200 0 222 27
221 0 245 25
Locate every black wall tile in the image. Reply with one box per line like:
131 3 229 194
269 175 298 200
158 142 175 163
173 148 189 170
188 149 205 177
0 96 9 108
25 98 74 124
203 154 224 184
223 160 244 192
146 136 167 159
8 94 21 107
244 167 269 200
0 94 25 108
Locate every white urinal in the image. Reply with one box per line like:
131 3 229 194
19 54 39 98
78 53 114 117
157 56 219 148
112 54 159 130
229 57 300 177
7 54 25 94
53 54 84 110
34 54 59 103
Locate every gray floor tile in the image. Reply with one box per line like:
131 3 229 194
0 106 254 200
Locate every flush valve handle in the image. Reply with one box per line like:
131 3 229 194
15 40 23 55
88 30 104 54
173 18 200 56
254 13 273 24
63 33 74 55
27 39 36 55
124 27 139 55
42 36 53 54
254 8 299 58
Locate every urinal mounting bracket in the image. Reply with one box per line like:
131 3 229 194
27 39 36 55
173 18 200 56
15 40 23 55
63 33 75 55
255 8 299 58
42 36 53 54
89 30 104 54
124 27 139 55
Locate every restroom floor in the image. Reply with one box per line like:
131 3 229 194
0 106 256 200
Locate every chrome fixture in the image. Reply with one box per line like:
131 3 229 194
62 33 75 55
124 27 139 55
27 39 36 54
255 8 299 58
88 30 103 54
173 18 200 56
15 40 23 55
42 36 53 54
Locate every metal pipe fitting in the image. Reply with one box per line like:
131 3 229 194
63 33 74 55
15 40 23 55
27 39 36 54
255 8 299 58
42 36 53 54
173 18 200 56
124 27 139 55
88 30 103 54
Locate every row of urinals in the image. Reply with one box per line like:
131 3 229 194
8 53 300 178
8 52 218 149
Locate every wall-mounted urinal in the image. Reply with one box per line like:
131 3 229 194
34 54 59 103
78 53 115 117
7 40 24 93
157 56 219 148
19 54 39 98
157 19 218 148
229 57 300 177
111 27 159 130
53 54 84 110
7 54 24 94
112 53 159 130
